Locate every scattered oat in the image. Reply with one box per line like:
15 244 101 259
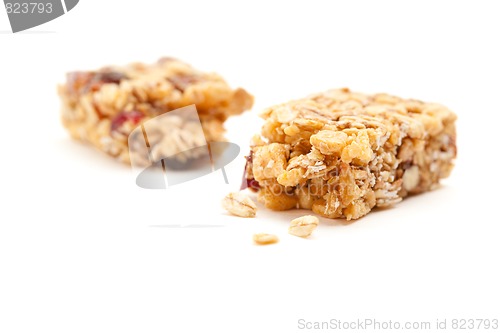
222 192 257 218
288 215 319 238
253 233 279 245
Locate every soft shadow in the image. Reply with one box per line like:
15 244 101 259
54 138 130 171
257 205 347 227
149 225 224 228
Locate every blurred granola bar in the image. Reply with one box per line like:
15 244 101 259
59 57 253 165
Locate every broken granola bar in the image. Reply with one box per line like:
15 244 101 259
244 88 457 220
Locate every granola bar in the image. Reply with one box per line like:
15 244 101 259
244 88 457 220
59 57 253 165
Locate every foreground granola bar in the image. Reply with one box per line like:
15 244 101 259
59 58 253 165
244 88 457 220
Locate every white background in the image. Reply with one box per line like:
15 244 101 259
1 1 499 332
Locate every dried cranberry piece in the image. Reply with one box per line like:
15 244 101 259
66 71 128 95
240 153 260 192
98 72 128 84
111 110 144 133
87 72 128 92
167 75 198 92
245 178 261 192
